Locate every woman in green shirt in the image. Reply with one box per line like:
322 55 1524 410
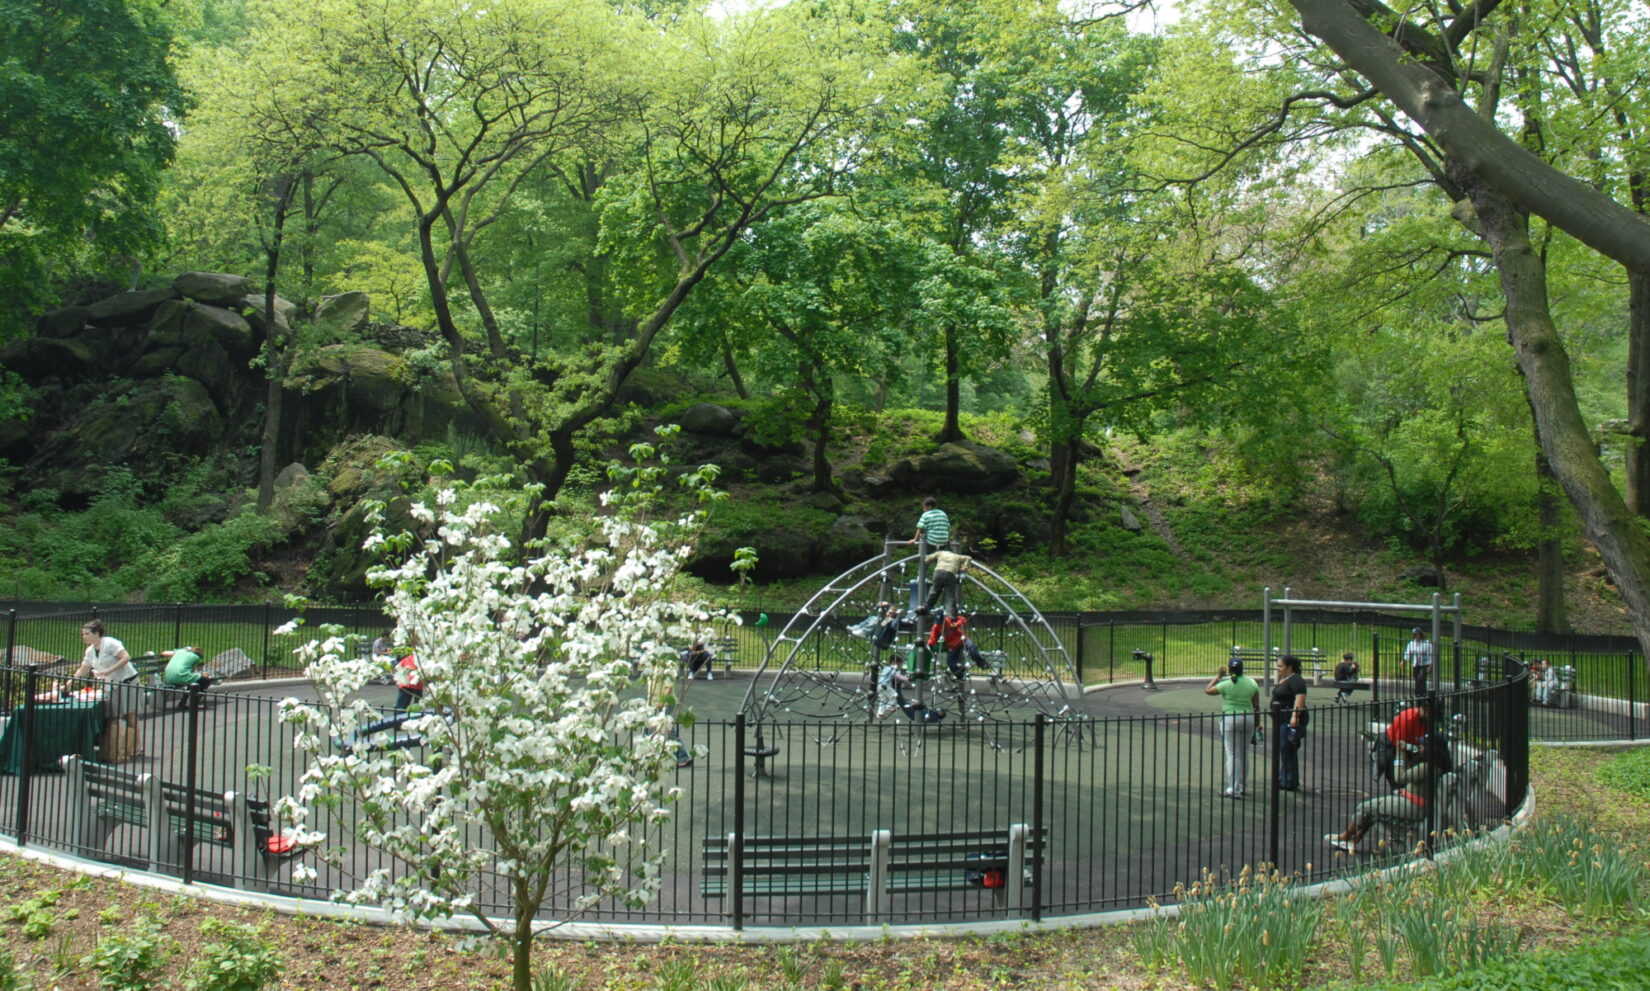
1205 657 1261 798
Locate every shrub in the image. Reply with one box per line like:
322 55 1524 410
85 917 167 991
183 919 284 991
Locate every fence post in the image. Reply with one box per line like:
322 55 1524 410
1074 622 1085 683
15 664 40 847
173 603 183 653
1031 713 1045 924
262 601 273 678
733 713 746 932
1631 653 1638 742
4 608 14 665
1371 633 1381 704
182 682 204 885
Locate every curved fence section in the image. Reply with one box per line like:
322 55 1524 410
1 652 1533 931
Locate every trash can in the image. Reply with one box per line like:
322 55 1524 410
1556 664 1577 709
1473 655 1494 687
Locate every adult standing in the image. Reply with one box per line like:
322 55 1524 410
1271 654 1309 792
73 620 142 759
1403 627 1434 696
1205 657 1261 798
908 496 950 550
393 652 424 712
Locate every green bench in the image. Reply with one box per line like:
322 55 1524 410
702 825 1044 923
62 754 301 890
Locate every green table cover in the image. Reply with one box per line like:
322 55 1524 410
0 701 106 774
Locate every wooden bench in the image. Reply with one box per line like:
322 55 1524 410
702 825 1045 923
61 754 301 890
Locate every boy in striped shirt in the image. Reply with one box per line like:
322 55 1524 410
908 497 950 549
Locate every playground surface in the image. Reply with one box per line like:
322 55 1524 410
1 672 1523 928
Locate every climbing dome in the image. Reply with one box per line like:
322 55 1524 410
740 543 1080 726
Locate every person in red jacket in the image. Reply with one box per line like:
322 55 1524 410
928 611 970 679
394 652 424 712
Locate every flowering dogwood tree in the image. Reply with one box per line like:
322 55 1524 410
278 465 727 991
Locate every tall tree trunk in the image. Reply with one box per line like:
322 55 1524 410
1464 171 1650 659
720 330 749 400
1626 270 1650 514
1048 435 1082 558
256 177 295 513
1533 437 1568 633
939 323 965 442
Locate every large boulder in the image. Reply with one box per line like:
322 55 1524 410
130 346 186 377
177 341 237 399
33 376 223 491
680 402 741 436
0 336 98 379
301 345 410 413
174 272 256 304
36 306 89 337
314 291 370 338
239 293 297 337
85 289 177 326
888 441 1019 494
148 300 255 356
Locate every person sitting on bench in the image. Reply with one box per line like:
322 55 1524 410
1327 732 1452 853
161 646 214 691
1333 652 1360 703
683 640 716 680
1532 658 1559 705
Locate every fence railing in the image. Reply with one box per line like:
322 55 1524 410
3 602 1641 743
1 654 1531 930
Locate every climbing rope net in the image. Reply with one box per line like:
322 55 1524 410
739 542 1081 729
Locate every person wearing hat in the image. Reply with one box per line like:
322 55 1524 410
1326 731 1453 853
1403 627 1434 696
1205 657 1261 798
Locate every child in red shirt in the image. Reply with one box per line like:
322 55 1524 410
929 612 970 679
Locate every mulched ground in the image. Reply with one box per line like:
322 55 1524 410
1 748 1645 990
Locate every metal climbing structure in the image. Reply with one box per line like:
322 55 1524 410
740 541 1080 726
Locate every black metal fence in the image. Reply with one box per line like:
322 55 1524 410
1 653 1532 930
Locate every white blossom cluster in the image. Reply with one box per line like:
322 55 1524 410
277 485 730 936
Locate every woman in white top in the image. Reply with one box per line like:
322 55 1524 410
73 620 142 756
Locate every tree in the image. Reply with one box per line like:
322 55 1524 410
279 466 726 991
1273 0 1650 661
889 0 1056 443
249 0 887 541
0 0 183 383
1023 17 1294 555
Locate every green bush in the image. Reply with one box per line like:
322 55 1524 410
183 919 284 991
85 917 167 991
143 511 287 602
